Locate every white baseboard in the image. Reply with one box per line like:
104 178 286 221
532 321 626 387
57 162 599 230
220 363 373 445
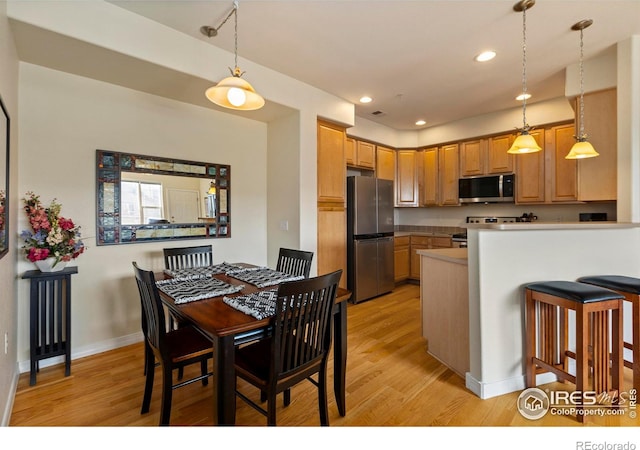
17 331 143 374
1 361 19 427
465 372 558 399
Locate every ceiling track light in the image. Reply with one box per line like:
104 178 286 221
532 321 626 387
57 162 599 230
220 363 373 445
202 0 265 111
508 0 542 155
565 19 599 159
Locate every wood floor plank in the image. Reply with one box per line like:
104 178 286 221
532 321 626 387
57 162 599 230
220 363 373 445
9 283 638 429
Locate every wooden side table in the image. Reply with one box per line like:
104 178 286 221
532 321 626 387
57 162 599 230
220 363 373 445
22 267 78 385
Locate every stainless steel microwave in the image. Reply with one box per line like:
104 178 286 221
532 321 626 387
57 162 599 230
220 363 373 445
458 173 515 203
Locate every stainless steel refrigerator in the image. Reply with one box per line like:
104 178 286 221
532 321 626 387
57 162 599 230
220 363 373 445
347 176 395 304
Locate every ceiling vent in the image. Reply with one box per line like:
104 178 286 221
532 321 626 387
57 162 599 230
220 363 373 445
371 110 386 116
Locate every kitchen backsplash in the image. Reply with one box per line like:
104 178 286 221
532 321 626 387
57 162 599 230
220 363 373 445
395 202 617 228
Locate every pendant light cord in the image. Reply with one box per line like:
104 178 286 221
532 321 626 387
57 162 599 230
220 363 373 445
578 27 585 139
233 0 239 70
521 3 528 130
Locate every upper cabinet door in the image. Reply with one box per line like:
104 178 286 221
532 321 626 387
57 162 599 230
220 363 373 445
420 147 439 206
515 129 545 203
345 136 355 166
317 121 346 204
547 123 577 202
487 134 515 174
356 140 375 169
396 150 419 207
459 139 485 177
376 146 396 181
439 144 459 205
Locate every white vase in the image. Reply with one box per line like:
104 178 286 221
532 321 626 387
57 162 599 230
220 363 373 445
35 257 68 272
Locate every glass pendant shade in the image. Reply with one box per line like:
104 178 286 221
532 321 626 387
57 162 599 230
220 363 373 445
507 132 542 154
205 69 265 111
565 139 599 159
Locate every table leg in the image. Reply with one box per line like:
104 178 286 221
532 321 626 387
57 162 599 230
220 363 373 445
211 335 236 425
333 301 347 416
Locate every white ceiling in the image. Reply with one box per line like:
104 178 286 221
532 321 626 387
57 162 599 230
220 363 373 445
12 1 640 131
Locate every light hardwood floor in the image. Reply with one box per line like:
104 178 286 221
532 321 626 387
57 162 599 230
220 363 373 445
9 284 638 430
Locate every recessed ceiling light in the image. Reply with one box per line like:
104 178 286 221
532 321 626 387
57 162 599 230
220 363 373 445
359 96 373 103
475 51 496 62
415 120 426 126
516 93 532 101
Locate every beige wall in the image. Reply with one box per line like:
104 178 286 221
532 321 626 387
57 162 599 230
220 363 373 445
0 1 19 427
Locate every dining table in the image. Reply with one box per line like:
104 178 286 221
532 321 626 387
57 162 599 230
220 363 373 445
156 263 351 425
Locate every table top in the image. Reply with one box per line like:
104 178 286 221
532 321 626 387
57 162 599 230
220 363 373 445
157 266 351 339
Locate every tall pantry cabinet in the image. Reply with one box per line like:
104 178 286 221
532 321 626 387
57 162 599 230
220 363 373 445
317 120 347 288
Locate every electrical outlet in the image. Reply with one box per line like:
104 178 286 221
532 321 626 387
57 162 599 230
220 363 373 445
4 332 7 355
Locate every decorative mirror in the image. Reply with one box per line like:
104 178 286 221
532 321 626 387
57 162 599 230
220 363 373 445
96 150 230 246
0 96 9 259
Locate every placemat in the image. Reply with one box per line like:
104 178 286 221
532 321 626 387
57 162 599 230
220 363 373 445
156 277 244 304
223 289 278 320
226 267 304 288
163 262 243 280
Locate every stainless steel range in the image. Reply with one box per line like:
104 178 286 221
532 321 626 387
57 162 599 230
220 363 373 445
452 216 522 247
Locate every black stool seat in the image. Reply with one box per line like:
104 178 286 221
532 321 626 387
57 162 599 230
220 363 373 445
525 280 623 304
578 275 640 295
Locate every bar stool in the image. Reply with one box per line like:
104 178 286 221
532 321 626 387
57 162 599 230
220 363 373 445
578 275 639 392
524 281 624 423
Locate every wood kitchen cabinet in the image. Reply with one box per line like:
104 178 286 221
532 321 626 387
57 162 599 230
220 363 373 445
376 145 396 181
317 120 347 288
487 133 515 174
438 144 460 206
547 123 577 202
459 139 485 177
576 88 617 201
460 135 514 177
346 137 375 170
515 129 546 203
396 149 419 207
419 146 439 206
317 120 346 203
394 235 410 282
515 122 578 204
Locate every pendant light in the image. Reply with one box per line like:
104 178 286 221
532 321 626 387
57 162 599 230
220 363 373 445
508 0 542 154
202 1 265 111
565 19 599 159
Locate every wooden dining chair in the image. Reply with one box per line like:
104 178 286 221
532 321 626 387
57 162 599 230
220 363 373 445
234 269 342 426
132 262 213 426
163 244 213 272
276 247 314 278
162 244 214 334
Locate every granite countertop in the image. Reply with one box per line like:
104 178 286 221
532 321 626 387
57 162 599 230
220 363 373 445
417 248 468 264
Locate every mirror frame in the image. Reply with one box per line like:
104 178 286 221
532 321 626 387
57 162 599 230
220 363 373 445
0 96 9 260
96 149 231 246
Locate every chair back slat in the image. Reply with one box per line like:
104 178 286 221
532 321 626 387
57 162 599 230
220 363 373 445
272 270 341 378
276 248 314 278
132 262 167 356
163 245 213 271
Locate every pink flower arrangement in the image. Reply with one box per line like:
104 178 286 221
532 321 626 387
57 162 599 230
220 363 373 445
21 192 85 267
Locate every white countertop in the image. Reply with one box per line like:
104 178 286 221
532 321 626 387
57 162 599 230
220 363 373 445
417 248 468 265
465 221 639 231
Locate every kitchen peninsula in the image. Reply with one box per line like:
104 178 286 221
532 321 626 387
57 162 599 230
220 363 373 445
418 248 469 378
462 220 640 399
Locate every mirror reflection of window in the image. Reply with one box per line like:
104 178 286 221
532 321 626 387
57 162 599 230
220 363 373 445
121 181 164 224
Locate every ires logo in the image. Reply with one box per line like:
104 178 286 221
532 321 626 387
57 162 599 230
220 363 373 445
517 388 637 420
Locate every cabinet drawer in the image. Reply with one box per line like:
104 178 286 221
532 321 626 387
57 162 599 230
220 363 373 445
410 235 431 246
394 235 410 247
432 237 452 248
